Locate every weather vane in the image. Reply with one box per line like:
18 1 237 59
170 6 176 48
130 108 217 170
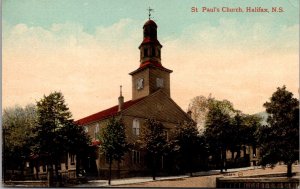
147 6 154 20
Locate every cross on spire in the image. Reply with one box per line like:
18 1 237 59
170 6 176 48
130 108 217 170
147 6 154 20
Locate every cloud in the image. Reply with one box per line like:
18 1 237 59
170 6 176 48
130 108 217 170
163 18 298 113
3 17 299 119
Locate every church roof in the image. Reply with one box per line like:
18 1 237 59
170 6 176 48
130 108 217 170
143 19 157 28
75 97 145 125
129 60 173 75
139 37 162 47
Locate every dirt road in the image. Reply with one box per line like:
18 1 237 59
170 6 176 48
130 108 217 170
118 165 299 188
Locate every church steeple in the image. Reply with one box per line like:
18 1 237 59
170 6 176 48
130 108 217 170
139 19 162 66
130 17 172 100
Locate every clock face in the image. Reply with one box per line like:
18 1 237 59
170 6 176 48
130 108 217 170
136 78 144 90
156 78 164 88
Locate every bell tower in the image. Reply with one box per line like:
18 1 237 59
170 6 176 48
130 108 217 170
139 19 162 65
130 17 172 100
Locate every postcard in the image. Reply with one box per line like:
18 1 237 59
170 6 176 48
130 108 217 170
2 0 299 188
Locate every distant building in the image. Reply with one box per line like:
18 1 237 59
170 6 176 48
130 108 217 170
76 19 193 177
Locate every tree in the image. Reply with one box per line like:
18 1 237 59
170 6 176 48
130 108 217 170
2 104 37 180
59 121 91 176
187 95 211 133
259 86 299 177
173 121 206 176
99 116 129 185
33 91 91 186
138 118 168 180
204 99 235 172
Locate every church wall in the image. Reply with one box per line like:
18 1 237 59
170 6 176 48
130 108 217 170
123 90 191 124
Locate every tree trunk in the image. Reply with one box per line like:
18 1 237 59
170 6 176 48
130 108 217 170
220 149 224 173
55 162 59 178
35 160 39 180
189 156 193 177
20 160 25 180
47 164 54 187
152 154 156 180
117 160 121 179
287 163 293 177
108 158 112 185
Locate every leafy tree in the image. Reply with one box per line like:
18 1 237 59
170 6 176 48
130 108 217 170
173 121 206 176
59 121 91 176
187 95 212 132
229 113 261 160
99 116 129 185
204 99 235 172
259 86 299 177
2 104 37 180
33 91 90 186
138 118 168 180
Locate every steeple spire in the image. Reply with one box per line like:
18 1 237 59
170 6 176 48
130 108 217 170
147 6 154 20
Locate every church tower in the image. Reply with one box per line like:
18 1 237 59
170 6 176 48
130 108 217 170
129 19 172 100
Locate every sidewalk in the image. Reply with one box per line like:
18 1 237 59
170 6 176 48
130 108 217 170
74 166 262 187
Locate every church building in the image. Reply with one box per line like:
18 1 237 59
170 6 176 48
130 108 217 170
76 18 193 177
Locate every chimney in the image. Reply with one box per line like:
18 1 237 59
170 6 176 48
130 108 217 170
187 110 192 118
118 85 124 112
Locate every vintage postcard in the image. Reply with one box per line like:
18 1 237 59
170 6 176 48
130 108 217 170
2 0 299 188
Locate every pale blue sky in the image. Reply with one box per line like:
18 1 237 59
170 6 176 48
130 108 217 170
3 0 299 119
3 0 298 37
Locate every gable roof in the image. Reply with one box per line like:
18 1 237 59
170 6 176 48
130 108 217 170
75 97 145 125
122 89 194 124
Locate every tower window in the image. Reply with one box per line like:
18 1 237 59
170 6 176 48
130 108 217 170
158 49 161 58
156 78 164 88
152 47 155 56
132 119 140 136
144 48 148 57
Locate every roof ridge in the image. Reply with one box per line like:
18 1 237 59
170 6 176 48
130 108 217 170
75 97 145 125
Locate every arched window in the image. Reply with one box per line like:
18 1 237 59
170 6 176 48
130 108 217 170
152 47 155 56
94 123 99 139
144 48 148 57
132 119 140 136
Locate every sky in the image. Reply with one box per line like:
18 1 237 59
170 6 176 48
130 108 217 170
2 0 299 120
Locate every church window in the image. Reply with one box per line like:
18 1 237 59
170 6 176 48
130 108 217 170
132 119 140 136
42 164 46 172
136 78 144 90
156 78 164 88
132 150 140 164
163 130 169 141
158 49 161 58
84 126 88 133
152 47 155 56
144 48 148 57
94 123 99 139
253 146 256 157
70 154 75 165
